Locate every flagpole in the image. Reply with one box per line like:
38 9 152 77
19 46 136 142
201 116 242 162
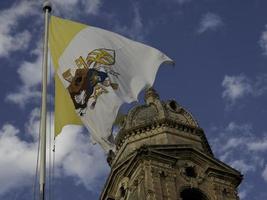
39 1 51 200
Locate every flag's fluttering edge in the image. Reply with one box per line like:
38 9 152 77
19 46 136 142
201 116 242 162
49 16 173 152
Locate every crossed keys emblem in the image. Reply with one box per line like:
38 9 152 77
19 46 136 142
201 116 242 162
62 49 119 116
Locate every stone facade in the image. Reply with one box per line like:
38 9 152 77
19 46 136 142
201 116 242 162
100 88 242 200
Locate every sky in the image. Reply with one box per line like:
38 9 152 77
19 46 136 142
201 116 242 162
0 0 267 199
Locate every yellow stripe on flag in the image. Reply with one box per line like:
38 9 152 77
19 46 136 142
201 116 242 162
49 16 87 136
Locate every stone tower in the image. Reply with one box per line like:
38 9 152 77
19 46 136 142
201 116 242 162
100 88 242 200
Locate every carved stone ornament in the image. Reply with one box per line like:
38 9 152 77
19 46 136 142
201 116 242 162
164 100 199 127
180 162 206 185
115 177 130 200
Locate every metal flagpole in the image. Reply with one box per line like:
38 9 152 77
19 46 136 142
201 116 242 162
39 1 52 200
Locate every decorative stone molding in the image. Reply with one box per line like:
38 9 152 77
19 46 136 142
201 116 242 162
164 100 199 127
144 87 160 105
115 118 213 156
179 162 206 186
146 189 155 200
115 177 130 200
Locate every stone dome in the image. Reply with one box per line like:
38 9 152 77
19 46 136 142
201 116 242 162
102 88 242 200
127 89 199 130
111 88 213 166
116 88 200 142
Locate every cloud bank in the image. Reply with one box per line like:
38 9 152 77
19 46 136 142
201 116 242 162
222 74 267 105
0 1 38 58
0 108 108 197
209 122 267 198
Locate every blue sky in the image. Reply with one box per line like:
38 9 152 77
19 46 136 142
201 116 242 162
0 0 267 199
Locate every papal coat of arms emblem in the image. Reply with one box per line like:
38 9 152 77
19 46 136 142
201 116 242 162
62 49 119 116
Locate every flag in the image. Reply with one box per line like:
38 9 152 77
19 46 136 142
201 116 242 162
49 16 173 152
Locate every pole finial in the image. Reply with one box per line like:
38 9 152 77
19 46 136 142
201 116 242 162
43 1 52 13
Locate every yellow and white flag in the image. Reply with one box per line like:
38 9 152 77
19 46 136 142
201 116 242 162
49 16 173 152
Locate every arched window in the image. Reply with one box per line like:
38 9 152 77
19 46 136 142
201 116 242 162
180 188 208 200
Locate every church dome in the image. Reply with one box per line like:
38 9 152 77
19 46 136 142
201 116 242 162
113 88 213 166
102 88 242 200
116 88 199 138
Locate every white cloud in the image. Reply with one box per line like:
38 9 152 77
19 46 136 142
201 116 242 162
113 4 145 41
230 160 255 173
214 122 253 152
259 25 267 55
0 0 38 57
197 12 223 34
52 0 102 16
225 121 252 135
209 121 267 198
6 87 41 107
222 137 247 151
0 123 37 195
1 1 41 106
17 52 42 88
0 0 103 57
55 126 109 190
238 184 254 200
25 108 41 140
0 0 102 57
247 136 267 152
5 44 53 107
222 74 252 104
239 189 248 199
209 122 267 176
262 165 267 182
209 121 267 196
254 74 267 96
0 109 108 197
82 0 102 15
222 74 267 105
